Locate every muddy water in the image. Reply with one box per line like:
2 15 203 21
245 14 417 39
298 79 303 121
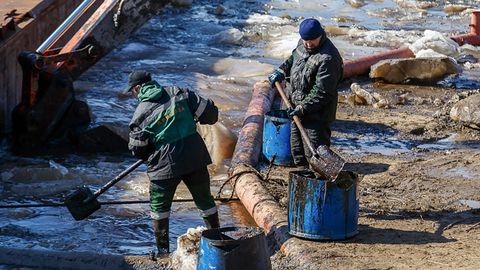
2 0 479 258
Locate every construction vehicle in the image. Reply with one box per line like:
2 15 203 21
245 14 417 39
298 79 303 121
11 0 171 153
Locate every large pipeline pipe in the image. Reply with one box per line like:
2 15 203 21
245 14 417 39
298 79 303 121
343 11 480 79
230 81 276 167
451 10 480 45
229 81 291 245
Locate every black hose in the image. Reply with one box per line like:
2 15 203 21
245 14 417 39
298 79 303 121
0 198 238 209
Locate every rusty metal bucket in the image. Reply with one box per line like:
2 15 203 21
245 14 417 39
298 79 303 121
64 159 143 220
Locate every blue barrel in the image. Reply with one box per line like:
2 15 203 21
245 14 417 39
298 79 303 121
197 227 271 270
262 110 293 166
288 170 359 240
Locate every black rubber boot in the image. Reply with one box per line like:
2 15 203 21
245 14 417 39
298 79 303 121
153 218 169 255
203 212 220 229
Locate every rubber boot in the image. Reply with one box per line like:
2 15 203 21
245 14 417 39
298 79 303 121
153 218 169 255
203 212 220 229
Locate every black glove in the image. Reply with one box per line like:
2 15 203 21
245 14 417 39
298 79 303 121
287 105 303 119
268 69 285 88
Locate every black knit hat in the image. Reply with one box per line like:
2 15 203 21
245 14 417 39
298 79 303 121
299 18 324 40
123 70 152 94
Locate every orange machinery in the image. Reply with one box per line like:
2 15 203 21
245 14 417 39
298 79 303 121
12 0 170 153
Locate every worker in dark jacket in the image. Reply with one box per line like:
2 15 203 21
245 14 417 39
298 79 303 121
124 70 220 255
268 18 343 166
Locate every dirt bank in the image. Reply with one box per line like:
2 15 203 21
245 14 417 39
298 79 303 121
263 81 480 269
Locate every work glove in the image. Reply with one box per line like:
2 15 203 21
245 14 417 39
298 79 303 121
268 69 285 88
287 105 303 119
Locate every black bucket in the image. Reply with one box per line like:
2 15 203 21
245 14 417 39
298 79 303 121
197 227 271 270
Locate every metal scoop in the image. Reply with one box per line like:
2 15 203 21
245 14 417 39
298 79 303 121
64 159 143 220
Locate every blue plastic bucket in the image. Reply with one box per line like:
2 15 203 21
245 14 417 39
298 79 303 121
288 170 359 240
262 110 293 166
197 227 271 270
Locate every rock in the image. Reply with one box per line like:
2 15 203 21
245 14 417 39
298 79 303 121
370 57 461 84
345 0 366 8
350 83 377 105
413 97 432 105
72 124 129 153
214 5 225 15
409 127 425 135
450 93 480 129
444 4 470 14
373 99 391 109
433 98 443 107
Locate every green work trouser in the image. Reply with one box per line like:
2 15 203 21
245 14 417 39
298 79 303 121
149 167 217 220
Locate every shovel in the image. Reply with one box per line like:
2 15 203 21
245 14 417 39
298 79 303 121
64 159 143 220
274 81 345 181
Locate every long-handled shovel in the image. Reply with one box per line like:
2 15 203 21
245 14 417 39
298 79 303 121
274 81 345 181
64 159 144 220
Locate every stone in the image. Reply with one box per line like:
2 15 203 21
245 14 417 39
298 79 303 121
433 98 443 107
373 99 390 109
350 83 377 105
370 57 461 84
345 0 366 8
450 93 480 129
214 5 225 15
72 124 129 153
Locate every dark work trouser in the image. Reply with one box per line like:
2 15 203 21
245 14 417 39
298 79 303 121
290 121 332 166
149 167 217 220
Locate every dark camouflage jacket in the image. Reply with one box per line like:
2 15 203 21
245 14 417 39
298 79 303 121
128 81 218 180
278 36 343 124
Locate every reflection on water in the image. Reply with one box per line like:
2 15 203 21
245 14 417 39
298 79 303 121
0 200 246 255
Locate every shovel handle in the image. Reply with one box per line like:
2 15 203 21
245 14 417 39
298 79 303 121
274 81 317 154
92 159 144 199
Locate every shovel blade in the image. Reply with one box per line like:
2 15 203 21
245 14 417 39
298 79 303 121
309 145 345 181
64 186 101 221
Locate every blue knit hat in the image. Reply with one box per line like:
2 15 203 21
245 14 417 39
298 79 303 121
299 18 324 40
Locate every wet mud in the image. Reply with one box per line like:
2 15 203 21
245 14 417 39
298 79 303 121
261 81 480 269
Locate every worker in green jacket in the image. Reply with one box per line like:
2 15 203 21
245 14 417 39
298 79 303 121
124 70 220 255
268 18 343 167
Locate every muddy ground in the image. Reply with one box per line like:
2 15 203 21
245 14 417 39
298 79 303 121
262 81 480 270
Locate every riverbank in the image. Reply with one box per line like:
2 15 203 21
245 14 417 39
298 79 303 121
262 80 480 269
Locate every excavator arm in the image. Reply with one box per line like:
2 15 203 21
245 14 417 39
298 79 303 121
12 0 170 153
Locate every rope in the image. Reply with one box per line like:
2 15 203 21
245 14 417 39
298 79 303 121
0 197 237 209
216 164 263 202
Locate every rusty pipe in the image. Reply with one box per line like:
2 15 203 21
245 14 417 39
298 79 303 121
230 81 275 167
229 81 287 233
343 47 416 80
451 10 480 45
469 10 480 35
343 11 480 79
36 0 97 53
